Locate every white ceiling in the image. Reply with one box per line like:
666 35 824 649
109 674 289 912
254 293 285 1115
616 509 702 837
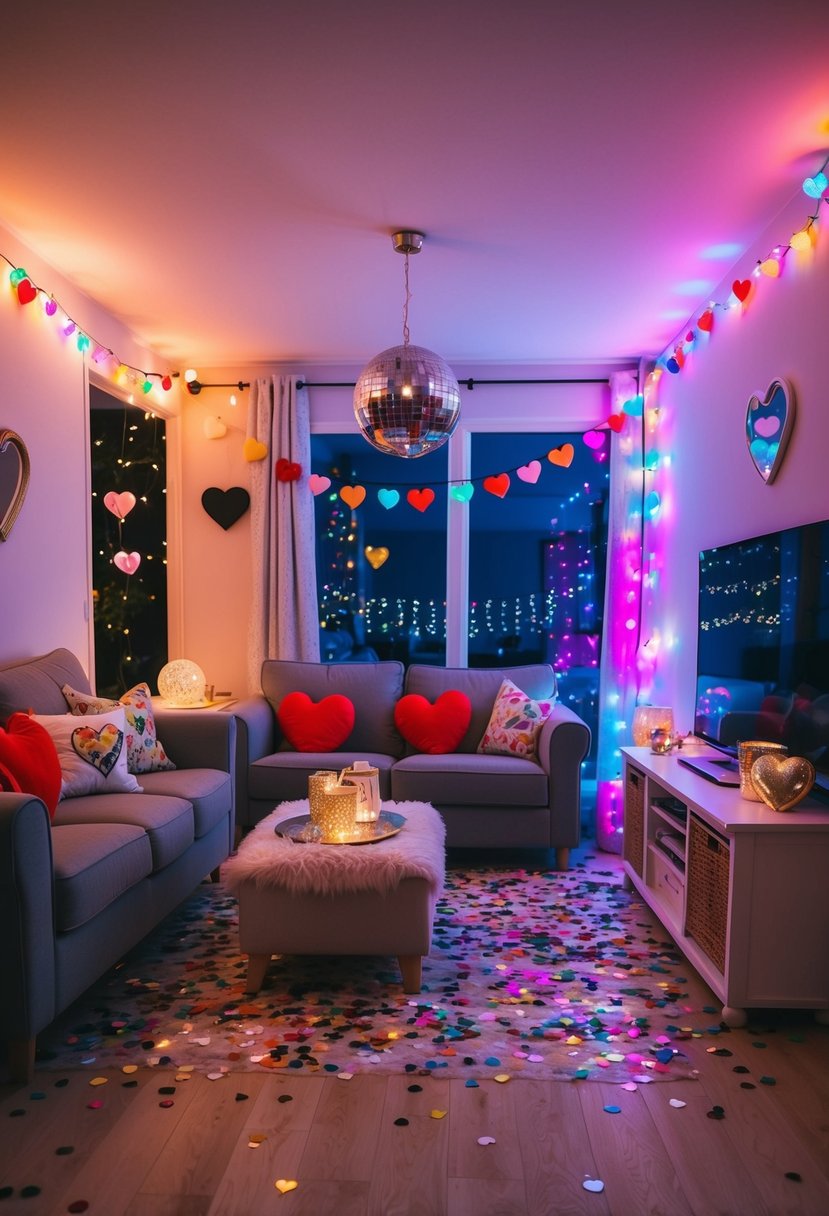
1 1 827 372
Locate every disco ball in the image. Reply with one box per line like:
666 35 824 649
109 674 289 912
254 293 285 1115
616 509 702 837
354 343 461 458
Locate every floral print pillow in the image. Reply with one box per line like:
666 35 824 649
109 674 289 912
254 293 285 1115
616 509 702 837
477 678 555 759
62 681 175 774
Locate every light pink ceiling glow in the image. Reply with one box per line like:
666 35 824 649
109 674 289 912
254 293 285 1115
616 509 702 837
1 1 827 369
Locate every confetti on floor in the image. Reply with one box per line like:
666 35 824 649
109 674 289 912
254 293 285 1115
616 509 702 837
33 864 703 1082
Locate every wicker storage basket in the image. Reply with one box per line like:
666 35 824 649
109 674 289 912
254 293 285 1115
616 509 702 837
623 766 645 876
686 816 730 973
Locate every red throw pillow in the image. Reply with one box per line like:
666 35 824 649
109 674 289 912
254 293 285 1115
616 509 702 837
276 692 355 752
394 690 472 754
0 712 63 818
0 760 22 792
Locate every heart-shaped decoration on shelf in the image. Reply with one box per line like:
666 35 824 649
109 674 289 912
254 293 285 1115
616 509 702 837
201 486 251 530
103 490 137 519
113 550 141 575
0 429 30 541
516 460 541 484
308 474 331 496
483 473 510 498
751 754 816 812
365 545 389 569
407 487 435 512
377 488 400 510
745 378 795 484
548 443 575 467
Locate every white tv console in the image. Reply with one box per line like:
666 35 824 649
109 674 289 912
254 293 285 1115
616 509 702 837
621 746 829 1027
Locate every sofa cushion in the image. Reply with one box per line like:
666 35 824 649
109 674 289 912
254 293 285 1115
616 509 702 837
62 682 176 774
34 708 143 799
249 750 396 804
53 792 194 870
391 752 549 807
0 647 91 721
276 691 355 751
51 822 153 931
139 768 232 838
403 665 557 754
0 712 62 817
477 677 556 758
261 659 405 757
394 690 472 754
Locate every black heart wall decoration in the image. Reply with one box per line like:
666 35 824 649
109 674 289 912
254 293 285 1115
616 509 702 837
201 486 250 530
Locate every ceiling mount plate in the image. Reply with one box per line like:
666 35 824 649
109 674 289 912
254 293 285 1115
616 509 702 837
391 230 424 255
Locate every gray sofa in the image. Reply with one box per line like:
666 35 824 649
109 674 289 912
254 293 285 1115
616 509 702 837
0 648 236 1084
228 660 590 865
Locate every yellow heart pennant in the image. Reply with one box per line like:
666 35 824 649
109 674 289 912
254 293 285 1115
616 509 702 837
340 484 366 509
365 546 389 570
275 1179 298 1194
243 437 268 462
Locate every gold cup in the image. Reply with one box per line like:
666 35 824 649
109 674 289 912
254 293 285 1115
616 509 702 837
737 740 788 800
307 771 358 841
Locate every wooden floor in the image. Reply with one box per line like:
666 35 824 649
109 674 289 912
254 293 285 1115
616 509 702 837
2 846 829 1215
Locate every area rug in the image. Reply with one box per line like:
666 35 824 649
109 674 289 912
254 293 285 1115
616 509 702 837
36 859 705 1082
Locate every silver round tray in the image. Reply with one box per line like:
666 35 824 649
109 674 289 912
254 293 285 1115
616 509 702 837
274 811 406 845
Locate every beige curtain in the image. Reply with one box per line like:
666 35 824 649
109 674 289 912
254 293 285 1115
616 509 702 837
247 375 319 691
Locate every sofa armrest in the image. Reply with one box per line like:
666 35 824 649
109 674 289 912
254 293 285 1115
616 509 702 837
152 708 236 774
536 705 592 849
0 793 57 1044
219 696 277 829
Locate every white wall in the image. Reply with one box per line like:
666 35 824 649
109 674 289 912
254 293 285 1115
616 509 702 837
642 190 829 732
0 221 178 681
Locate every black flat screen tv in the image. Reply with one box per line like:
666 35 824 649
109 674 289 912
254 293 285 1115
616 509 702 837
693 517 829 795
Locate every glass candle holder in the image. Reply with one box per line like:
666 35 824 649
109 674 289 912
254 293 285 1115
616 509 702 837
632 706 674 747
737 740 788 800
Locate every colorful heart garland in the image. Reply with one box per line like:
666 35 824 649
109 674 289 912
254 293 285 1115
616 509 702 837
113 550 141 575
407 487 435 512
103 491 136 519
483 473 510 498
516 460 541 484
340 484 366 509
548 443 575 467
378 488 400 510
308 474 331 495
365 545 389 569
732 279 752 303
275 458 302 482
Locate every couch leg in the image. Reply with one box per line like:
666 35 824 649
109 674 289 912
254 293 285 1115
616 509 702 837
555 846 570 871
210 866 221 882
6 1037 35 1085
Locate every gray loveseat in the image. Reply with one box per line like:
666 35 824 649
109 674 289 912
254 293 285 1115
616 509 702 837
0 648 236 1083
228 660 590 866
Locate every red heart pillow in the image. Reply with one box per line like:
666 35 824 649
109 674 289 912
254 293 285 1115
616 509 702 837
0 761 22 792
0 712 63 817
277 692 355 752
394 690 472 754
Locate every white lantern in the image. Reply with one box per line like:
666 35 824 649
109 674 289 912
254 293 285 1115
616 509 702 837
157 659 207 706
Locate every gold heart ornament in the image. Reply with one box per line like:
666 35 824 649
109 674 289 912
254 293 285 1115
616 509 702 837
750 754 816 812
365 545 389 570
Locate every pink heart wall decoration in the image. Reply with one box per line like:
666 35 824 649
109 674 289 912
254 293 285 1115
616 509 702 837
308 474 331 495
104 491 137 519
114 550 141 575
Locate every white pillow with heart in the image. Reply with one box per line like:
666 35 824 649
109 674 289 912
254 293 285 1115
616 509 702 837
33 707 142 800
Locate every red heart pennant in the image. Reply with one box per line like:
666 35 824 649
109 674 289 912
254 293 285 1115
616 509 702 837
483 473 510 498
407 487 435 512
607 414 625 433
16 278 37 306
674 348 686 368
275 458 302 482
697 308 714 332
732 279 752 303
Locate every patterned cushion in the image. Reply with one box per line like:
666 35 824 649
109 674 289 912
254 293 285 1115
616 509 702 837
62 682 175 774
33 708 143 799
477 678 555 759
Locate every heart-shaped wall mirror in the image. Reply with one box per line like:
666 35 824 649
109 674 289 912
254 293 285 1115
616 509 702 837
745 378 795 484
0 429 30 540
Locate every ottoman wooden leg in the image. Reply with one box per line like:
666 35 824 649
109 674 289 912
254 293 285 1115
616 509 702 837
245 953 272 994
398 954 422 993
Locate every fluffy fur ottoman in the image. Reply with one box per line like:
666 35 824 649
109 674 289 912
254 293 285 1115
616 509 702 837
224 799 445 993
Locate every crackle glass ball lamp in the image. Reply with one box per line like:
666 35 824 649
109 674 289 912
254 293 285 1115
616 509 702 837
354 231 461 459
632 705 674 747
157 659 207 706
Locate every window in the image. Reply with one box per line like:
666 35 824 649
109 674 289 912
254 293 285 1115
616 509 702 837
90 385 168 696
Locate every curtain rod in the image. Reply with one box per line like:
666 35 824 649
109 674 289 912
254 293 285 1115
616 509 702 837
185 375 611 394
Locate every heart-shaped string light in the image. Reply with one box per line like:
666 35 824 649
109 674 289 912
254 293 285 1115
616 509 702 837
103 491 137 520
113 550 141 575
308 474 331 495
365 545 389 569
483 473 510 498
407 487 435 512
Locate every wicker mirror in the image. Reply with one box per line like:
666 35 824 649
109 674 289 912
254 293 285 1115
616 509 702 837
0 429 30 541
